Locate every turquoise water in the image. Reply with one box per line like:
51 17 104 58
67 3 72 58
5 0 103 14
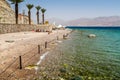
57 27 120 80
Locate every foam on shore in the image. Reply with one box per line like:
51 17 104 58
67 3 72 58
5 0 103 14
37 51 49 65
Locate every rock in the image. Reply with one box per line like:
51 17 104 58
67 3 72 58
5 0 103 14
88 34 96 38
59 77 65 80
5 40 14 43
25 65 38 70
59 68 67 73
71 75 82 80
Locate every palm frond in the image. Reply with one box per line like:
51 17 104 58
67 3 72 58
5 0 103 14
26 4 34 10
36 6 41 11
8 0 24 4
41 8 46 13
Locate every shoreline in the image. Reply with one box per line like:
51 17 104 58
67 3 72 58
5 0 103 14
0 29 72 79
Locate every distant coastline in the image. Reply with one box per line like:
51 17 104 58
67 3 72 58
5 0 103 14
66 26 120 27
66 26 120 30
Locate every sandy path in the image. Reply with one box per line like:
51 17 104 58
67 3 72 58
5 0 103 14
0 29 71 79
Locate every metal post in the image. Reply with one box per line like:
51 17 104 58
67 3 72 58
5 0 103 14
63 34 65 39
57 36 59 40
45 41 47 48
19 56 22 69
38 45 40 54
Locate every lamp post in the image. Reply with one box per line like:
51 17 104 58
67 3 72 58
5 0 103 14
22 10 25 24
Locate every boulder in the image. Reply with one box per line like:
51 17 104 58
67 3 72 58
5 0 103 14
88 34 96 38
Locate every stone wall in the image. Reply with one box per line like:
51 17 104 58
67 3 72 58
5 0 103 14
0 24 53 34
0 0 34 24
0 0 15 24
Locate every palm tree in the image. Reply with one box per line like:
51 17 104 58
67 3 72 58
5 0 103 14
26 4 34 25
9 0 24 24
41 8 46 24
36 6 41 24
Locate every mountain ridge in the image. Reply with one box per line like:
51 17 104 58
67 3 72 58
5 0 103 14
47 16 120 26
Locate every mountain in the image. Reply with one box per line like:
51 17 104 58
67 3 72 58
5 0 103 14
46 17 66 25
47 16 120 26
66 16 120 26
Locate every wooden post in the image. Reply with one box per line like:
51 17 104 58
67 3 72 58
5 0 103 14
19 56 22 69
63 34 65 39
38 45 40 54
57 36 59 40
45 41 47 48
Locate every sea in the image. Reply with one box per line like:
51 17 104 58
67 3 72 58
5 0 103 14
55 26 120 80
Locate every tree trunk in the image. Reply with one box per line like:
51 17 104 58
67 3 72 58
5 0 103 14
42 13 44 24
15 3 18 24
37 11 39 24
28 10 31 24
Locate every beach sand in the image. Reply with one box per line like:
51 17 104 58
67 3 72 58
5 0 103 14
0 29 71 79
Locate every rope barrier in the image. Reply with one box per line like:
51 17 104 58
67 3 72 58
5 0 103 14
0 38 59 79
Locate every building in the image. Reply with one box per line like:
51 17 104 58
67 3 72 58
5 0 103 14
18 14 34 24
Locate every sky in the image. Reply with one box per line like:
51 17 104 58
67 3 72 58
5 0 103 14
8 0 120 22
